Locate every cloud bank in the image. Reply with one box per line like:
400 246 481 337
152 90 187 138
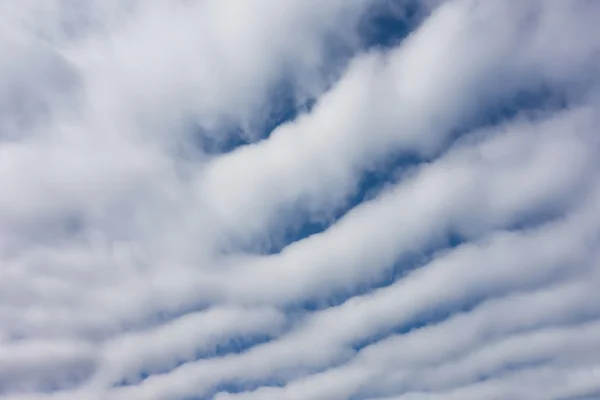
1 0 600 399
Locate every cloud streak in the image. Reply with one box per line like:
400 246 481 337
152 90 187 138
1 0 600 399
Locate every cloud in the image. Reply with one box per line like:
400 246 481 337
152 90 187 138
1 0 600 399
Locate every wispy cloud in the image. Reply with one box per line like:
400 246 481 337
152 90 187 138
1 0 600 399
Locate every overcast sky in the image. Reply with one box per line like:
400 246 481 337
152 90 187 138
2 1 600 399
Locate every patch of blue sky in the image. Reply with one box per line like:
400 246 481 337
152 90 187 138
189 0 423 158
264 150 422 255
192 81 317 156
349 314 600 399
438 85 568 159
349 273 600 359
284 231 464 314
263 107 571 326
358 0 421 50
260 83 569 258
349 291 485 353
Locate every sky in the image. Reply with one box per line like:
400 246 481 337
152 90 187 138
1 0 600 399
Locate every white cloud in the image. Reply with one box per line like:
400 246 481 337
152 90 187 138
1 0 600 399
196 0 600 244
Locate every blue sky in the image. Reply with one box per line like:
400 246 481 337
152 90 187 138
1 1 600 399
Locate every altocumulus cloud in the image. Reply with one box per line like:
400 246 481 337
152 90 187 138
1 0 600 399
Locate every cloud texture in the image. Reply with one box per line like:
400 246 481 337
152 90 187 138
1 0 600 399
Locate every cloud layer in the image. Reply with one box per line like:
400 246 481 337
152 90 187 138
1 0 600 399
